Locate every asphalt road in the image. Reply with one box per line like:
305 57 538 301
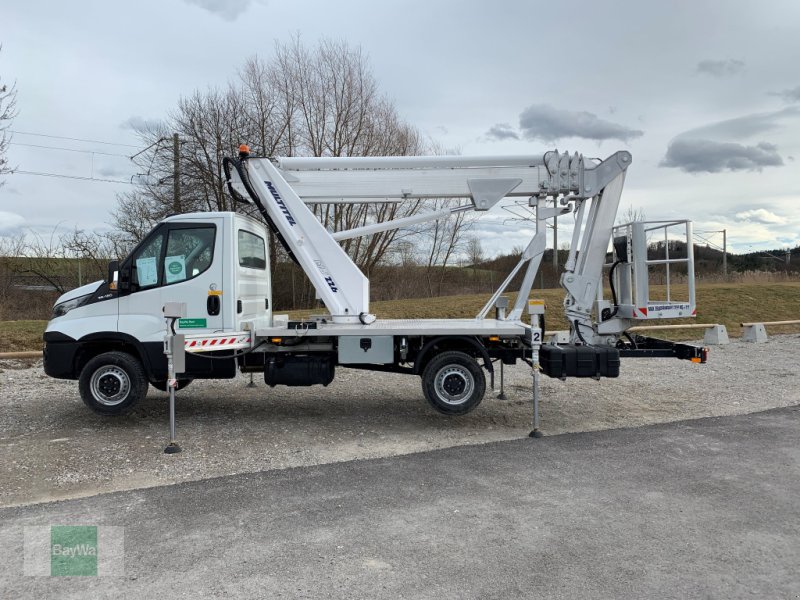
2 406 799 599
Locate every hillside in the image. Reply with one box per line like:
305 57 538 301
4 281 797 352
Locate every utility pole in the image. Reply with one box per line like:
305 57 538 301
173 133 181 214
722 228 727 279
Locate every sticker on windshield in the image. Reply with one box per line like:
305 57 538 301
164 255 186 284
135 256 158 287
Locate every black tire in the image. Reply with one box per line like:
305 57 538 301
150 379 193 392
421 350 486 415
78 351 148 416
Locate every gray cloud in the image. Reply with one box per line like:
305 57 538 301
684 107 800 139
120 115 162 132
518 104 643 142
96 166 126 178
181 0 256 21
769 85 800 103
696 58 745 77
660 107 800 172
661 139 783 173
485 123 519 141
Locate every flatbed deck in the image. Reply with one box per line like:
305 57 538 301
256 318 531 338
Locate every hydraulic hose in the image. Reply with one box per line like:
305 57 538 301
603 260 623 321
223 154 299 266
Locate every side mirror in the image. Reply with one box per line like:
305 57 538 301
116 262 132 292
107 260 119 285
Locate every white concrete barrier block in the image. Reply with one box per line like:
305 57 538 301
704 324 730 345
742 323 768 343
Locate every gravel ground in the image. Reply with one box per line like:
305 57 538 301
1 335 799 508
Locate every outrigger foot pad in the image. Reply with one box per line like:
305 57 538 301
529 429 543 438
164 442 182 454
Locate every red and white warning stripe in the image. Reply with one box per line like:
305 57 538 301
184 332 252 353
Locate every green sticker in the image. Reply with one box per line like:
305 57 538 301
164 255 186 284
178 318 207 329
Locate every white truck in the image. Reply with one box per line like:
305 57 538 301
43 147 706 417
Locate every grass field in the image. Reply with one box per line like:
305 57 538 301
0 320 46 353
2 281 799 352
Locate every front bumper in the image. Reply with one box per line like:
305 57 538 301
42 331 79 379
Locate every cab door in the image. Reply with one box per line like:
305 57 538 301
162 221 225 334
118 218 225 348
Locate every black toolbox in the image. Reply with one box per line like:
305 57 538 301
539 344 620 379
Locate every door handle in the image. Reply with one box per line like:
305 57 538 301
207 295 220 316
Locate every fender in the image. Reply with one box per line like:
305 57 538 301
76 331 155 378
43 330 152 380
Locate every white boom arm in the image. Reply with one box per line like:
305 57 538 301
224 150 633 330
226 156 370 324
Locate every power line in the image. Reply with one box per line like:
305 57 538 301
8 129 139 149
14 170 134 185
9 141 131 158
693 233 724 252
130 136 169 160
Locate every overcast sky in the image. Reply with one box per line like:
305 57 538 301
2 0 799 257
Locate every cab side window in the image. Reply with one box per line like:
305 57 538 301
163 226 216 285
238 230 267 270
132 232 165 289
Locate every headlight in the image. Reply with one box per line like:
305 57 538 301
52 294 93 319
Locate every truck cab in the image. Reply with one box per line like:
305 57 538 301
44 212 270 414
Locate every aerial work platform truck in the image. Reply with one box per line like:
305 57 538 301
43 147 706 421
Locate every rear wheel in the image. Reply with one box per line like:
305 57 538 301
78 351 148 416
421 351 486 415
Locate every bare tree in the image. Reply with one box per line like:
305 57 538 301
393 240 418 268
250 37 429 271
421 200 471 297
617 205 646 224
10 228 72 293
118 38 430 272
0 225 125 299
61 228 126 284
114 38 483 305
466 236 483 266
1 44 18 184
0 232 25 312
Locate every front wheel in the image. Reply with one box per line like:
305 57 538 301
78 351 148 416
421 351 486 415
